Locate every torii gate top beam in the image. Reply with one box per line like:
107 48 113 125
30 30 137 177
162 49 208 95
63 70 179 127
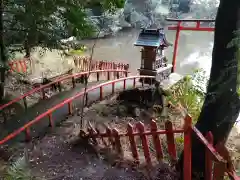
166 18 215 72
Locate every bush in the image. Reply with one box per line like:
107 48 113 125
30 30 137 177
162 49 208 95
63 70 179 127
167 69 208 123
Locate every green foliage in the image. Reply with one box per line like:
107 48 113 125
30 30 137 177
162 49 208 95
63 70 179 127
101 0 125 13
2 0 125 58
2 157 33 180
167 69 207 123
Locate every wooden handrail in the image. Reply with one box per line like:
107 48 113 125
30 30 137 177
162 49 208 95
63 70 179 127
0 75 154 145
0 69 128 111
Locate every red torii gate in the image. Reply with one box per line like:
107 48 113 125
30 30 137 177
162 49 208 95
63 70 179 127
166 18 215 72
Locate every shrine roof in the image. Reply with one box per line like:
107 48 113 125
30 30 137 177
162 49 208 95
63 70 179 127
134 28 167 47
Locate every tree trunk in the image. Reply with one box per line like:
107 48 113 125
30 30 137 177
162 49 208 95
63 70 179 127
0 0 6 102
178 0 240 179
24 38 31 58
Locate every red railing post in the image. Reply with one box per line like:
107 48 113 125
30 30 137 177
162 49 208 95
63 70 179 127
172 21 181 73
48 113 54 128
112 128 123 156
97 72 100 81
107 71 110 80
41 89 46 99
25 128 31 142
183 115 192 180
133 78 136 88
213 143 227 180
85 93 88 106
165 120 177 161
112 82 115 94
72 77 76 88
136 122 151 165
68 102 73 115
150 120 163 161
123 79 126 90
205 132 214 180
100 86 103 100
127 123 139 163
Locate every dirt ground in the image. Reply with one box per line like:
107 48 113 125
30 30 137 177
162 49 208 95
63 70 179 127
26 93 183 180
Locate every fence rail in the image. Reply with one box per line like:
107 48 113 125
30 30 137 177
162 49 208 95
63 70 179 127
0 69 128 112
85 114 239 180
0 74 239 179
8 57 129 75
0 75 154 145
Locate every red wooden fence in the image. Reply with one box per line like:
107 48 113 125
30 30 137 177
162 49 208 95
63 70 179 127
8 59 29 73
0 69 129 112
0 75 239 180
0 75 154 145
85 114 239 180
8 57 129 75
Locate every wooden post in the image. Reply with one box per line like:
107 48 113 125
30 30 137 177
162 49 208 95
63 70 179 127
183 115 192 180
150 120 163 161
127 123 139 163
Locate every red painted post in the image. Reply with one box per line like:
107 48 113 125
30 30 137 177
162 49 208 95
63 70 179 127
112 128 123 155
68 102 73 115
136 122 151 165
165 120 177 161
100 86 103 101
23 97 28 111
8 62 13 72
150 120 163 161
123 79 126 90
72 77 76 88
112 82 115 94
183 115 192 180
117 72 120 79
172 21 181 73
25 128 31 142
196 21 200 28
127 123 139 163
213 142 231 179
85 93 88 106
133 78 136 88
19 61 26 73
205 132 213 180
41 89 46 99
16 61 20 72
48 113 54 128
97 72 100 81
107 71 110 80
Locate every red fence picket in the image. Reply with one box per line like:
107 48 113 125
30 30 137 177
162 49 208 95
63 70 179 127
150 120 163 161
83 116 239 180
1 73 239 179
8 59 29 73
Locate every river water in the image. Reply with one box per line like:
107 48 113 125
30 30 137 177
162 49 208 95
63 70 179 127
82 28 240 132
81 28 214 75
